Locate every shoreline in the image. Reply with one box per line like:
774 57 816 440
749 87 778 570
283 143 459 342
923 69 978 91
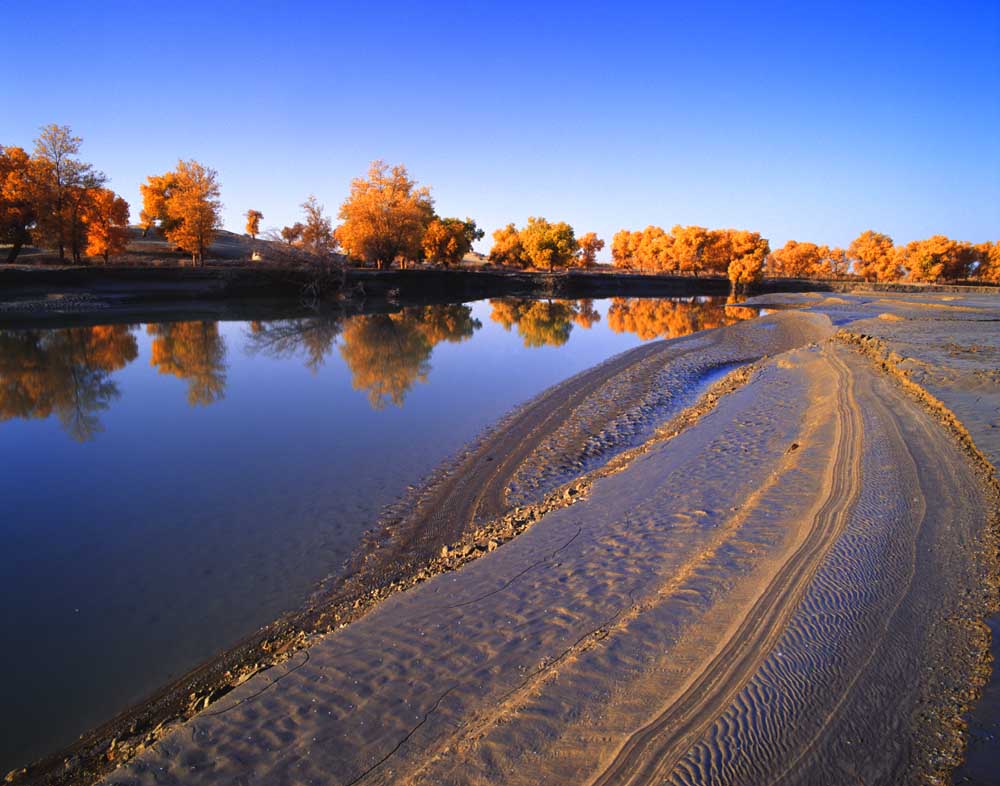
6 313 827 785
1 265 997 328
7 294 1000 786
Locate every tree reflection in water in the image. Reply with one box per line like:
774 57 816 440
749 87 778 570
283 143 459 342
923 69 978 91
0 298 759 436
606 296 754 340
245 304 481 409
0 325 138 441
246 317 343 373
147 322 228 406
488 299 601 347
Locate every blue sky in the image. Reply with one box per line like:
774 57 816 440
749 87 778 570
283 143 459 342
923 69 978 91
4 0 998 257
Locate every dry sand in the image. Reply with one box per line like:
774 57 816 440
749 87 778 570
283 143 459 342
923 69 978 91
81 296 1000 786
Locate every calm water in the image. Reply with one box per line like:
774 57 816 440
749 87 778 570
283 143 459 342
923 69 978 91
0 295 752 771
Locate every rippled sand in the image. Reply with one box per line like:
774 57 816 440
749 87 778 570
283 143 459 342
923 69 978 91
92 299 998 786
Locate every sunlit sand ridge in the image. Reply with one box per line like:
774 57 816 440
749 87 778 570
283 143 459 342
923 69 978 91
92 298 999 786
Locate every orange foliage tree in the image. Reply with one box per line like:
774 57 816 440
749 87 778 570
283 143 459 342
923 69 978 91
336 161 434 269
31 125 107 263
83 188 130 264
519 217 578 271
0 145 39 263
974 242 999 283
726 230 769 290
488 223 528 267
897 235 979 283
141 160 222 265
244 209 263 239
848 230 899 282
670 225 710 275
422 217 483 267
576 232 605 267
767 240 824 278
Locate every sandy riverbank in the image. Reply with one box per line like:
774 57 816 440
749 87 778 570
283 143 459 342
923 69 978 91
13 296 1000 786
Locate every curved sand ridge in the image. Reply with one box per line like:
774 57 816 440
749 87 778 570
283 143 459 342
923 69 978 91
95 306 997 786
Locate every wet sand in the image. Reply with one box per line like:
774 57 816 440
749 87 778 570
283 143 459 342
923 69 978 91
66 293 1000 786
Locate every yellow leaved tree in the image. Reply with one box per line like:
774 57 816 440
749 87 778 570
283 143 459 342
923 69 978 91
83 188 130 264
336 161 434 269
140 160 222 265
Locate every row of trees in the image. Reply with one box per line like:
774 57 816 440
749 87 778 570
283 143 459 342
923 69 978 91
5 126 997 282
766 231 1000 283
0 125 130 264
487 219 605 270
272 163 484 269
610 226 771 288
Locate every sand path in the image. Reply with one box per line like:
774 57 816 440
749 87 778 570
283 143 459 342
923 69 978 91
98 309 996 786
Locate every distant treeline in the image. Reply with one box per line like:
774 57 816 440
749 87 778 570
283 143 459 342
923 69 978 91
2 125 997 287
610 226 999 285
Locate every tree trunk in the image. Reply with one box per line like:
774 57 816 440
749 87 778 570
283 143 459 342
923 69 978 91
5 238 24 264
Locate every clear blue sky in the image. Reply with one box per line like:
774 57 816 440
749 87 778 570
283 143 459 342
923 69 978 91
3 0 998 257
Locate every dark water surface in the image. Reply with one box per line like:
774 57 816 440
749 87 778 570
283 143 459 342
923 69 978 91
0 295 752 772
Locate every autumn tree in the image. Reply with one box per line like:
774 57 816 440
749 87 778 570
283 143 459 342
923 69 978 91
897 235 979 283
849 230 899 282
244 209 263 239
611 229 637 269
726 231 769 291
488 223 527 267
32 125 107 262
422 217 484 267
0 145 39 263
519 217 579 271
336 161 434 269
141 160 222 265
670 225 711 275
819 247 849 278
299 195 338 256
281 222 304 245
139 173 173 236
576 232 605 267
975 242 999 283
768 240 818 277
83 188 130 264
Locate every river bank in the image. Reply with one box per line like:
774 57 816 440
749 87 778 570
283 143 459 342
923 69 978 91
10 293 1000 785
1 265 996 328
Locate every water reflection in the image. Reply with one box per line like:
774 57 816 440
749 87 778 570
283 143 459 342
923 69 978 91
147 322 228 406
488 299 601 347
0 325 137 441
246 304 481 409
247 317 342 373
0 298 757 440
338 305 480 408
607 296 751 340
